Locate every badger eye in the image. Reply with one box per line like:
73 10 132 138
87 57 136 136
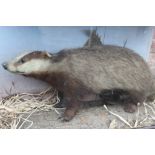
19 58 25 64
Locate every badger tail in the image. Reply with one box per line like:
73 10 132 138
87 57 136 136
83 27 103 47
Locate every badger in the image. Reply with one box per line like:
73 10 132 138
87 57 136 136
2 30 155 121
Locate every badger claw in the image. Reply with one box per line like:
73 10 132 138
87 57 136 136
57 115 72 122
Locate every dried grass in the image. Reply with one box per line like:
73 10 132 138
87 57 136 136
1 85 155 129
104 105 133 128
104 101 155 129
0 87 60 129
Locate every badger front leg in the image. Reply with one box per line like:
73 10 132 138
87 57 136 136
56 77 86 121
63 97 81 121
60 81 81 121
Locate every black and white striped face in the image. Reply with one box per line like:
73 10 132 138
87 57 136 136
2 51 53 75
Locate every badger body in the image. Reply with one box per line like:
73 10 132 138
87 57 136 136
56 46 153 94
2 31 155 121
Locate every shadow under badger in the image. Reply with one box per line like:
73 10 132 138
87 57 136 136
2 31 155 121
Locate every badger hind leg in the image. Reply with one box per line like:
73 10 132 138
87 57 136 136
100 89 146 113
123 90 146 113
123 103 138 113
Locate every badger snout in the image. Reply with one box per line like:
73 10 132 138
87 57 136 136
2 62 8 70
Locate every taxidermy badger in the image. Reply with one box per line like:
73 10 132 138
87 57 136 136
2 29 155 121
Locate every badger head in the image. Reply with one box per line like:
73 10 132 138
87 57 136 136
2 51 53 75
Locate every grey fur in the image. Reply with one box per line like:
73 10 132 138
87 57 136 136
57 45 154 101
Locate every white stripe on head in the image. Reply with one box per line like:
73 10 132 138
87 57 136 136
16 59 51 74
6 52 31 72
14 52 30 62
7 51 66 74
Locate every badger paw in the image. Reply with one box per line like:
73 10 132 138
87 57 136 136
58 114 73 122
123 103 137 113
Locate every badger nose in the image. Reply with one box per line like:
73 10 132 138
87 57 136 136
2 62 8 70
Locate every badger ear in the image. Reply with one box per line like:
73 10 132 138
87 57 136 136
45 52 53 58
